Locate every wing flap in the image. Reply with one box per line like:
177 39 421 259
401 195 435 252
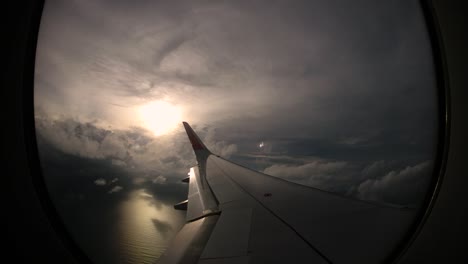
157 215 219 264
186 166 219 221
200 208 252 259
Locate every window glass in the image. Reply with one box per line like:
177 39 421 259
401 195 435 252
35 1 438 263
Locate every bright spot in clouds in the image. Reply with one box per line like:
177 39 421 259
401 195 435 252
138 101 182 136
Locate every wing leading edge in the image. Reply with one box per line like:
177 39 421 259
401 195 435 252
158 123 416 264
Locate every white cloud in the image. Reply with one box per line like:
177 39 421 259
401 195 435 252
152 175 167 184
108 186 123 193
216 142 238 158
94 178 106 186
203 126 238 158
111 178 119 183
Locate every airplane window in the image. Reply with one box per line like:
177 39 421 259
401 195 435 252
34 1 441 263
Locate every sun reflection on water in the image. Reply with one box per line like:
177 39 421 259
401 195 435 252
116 189 185 264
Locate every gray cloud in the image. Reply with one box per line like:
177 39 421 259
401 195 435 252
355 161 433 206
35 117 190 177
36 0 436 138
108 186 123 194
152 175 167 185
261 156 434 206
264 159 352 191
94 178 107 186
37 131 187 207
203 126 238 158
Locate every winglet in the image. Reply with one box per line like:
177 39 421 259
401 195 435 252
183 122 211 153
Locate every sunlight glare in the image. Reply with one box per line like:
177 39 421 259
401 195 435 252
138 101 182 136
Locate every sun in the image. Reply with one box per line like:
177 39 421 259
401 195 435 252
138 100 182 136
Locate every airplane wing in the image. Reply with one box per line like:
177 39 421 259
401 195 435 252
158 122 416 264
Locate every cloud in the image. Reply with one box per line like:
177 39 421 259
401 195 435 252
35 117 188 176
261 156 434 206
195 125 238 158
362 160 389 178
263 158 352 192
213 142 238 158
264 160 348 180
37 132 187 209
35 0 437 185
94 178 107 186
35 0 437 143
355 161 433 206
35 134 191 263
152 175 167 184
108 186 123 194
111 178 119 183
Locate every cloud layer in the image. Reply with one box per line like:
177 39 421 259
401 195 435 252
356 161 433 206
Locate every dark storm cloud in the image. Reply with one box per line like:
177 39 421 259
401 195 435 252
36 126 190 213
35 116 238 179
355 161 433 206
35 116 233 207
36 132 130 217
264 158 353 192
36 0 436 129
261 157 432 206
37 112 432 207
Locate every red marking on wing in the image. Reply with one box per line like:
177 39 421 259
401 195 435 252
183 122 208 151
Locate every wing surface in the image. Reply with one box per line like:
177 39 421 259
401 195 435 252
158 123 416 264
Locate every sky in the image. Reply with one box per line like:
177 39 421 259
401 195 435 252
34 0 438 263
